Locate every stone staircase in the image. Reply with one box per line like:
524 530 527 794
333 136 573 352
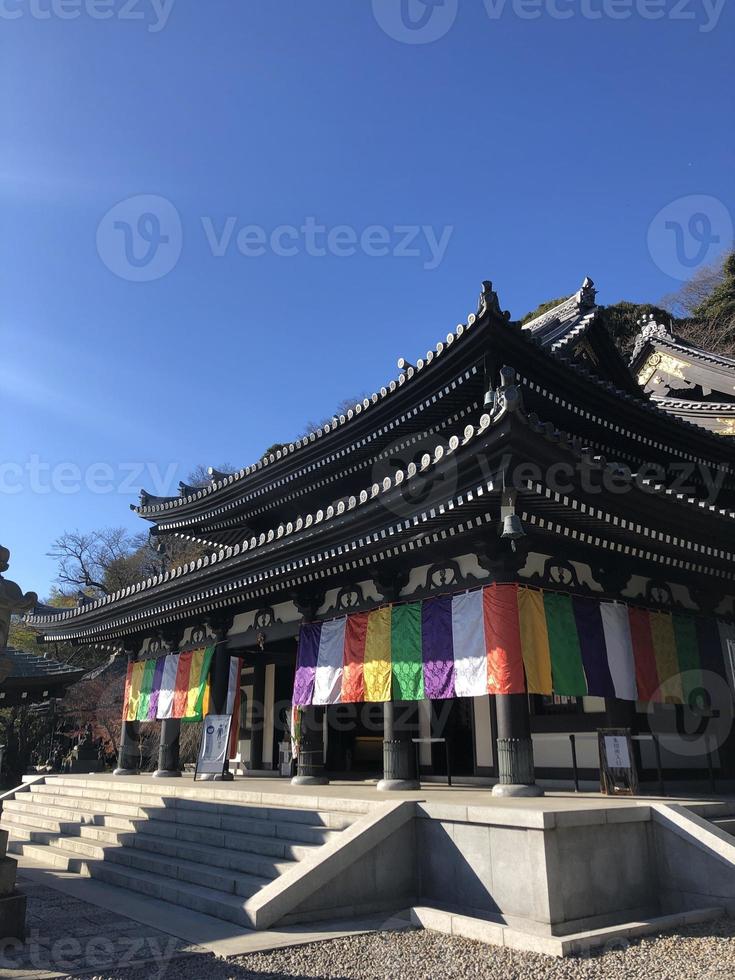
1 776 369 927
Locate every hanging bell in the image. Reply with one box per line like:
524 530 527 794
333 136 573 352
501 513 525 541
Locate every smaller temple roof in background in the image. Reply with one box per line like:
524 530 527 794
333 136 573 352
522 277 598 351
631 315 735 435
0 648 86 706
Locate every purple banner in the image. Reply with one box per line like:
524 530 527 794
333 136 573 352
422 595 455 699
573 596 615 697
292 622 322 707
147 656 166 721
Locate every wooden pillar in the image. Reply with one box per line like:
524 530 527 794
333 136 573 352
492 694 543 797
114 648 140 776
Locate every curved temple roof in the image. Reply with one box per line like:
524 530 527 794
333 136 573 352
27 276 735 643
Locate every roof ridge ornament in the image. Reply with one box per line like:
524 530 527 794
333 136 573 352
477 280 510 321
577 276 596 309
630 313 673 364
138 489 176 508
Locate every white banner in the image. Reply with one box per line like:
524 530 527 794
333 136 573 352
195 714 232 777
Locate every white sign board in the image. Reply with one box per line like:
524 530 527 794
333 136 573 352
195 714 232 778
604 734 631 770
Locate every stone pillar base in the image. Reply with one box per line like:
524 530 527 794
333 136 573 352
377 778 420 792
291 774 329 786
112 767 140 776
152 769 182 778
491 782 545 798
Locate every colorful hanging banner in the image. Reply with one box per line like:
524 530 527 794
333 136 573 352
121 645 216 723
291 587 729 708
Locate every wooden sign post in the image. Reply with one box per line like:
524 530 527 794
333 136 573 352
598 728 638 796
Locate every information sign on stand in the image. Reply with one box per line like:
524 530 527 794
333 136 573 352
194 714 233 780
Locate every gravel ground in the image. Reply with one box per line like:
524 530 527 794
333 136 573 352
65 916 735 980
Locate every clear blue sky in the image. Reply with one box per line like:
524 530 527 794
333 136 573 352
2 1 733 600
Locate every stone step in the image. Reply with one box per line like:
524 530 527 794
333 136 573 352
2 807 328 859
9 794 339 844
31 822 292 882
32 782 357 828
8 839 91 872
88 862 253 927
48 777 370 815
11 829 267 897
30 783 360 830
7 840 252 927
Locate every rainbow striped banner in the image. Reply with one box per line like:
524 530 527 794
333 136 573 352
123 646 215 722
292 585 729 706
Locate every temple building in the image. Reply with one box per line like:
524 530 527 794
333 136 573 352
26 278 735 793
631 314 735 435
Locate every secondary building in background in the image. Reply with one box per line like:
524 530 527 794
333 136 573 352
25 279 735 792
631 314 735 435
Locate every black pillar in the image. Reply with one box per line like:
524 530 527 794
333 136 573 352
492 694 543 797
378 701 419 791
154 718 181 778
292 706 328 785
114 650 141 776
248 661 266 771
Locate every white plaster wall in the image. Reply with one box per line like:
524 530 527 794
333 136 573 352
473 695 493 768
262 663 276 768
418 701 432 765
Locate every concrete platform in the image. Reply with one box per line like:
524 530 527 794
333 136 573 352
3 773 734 957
